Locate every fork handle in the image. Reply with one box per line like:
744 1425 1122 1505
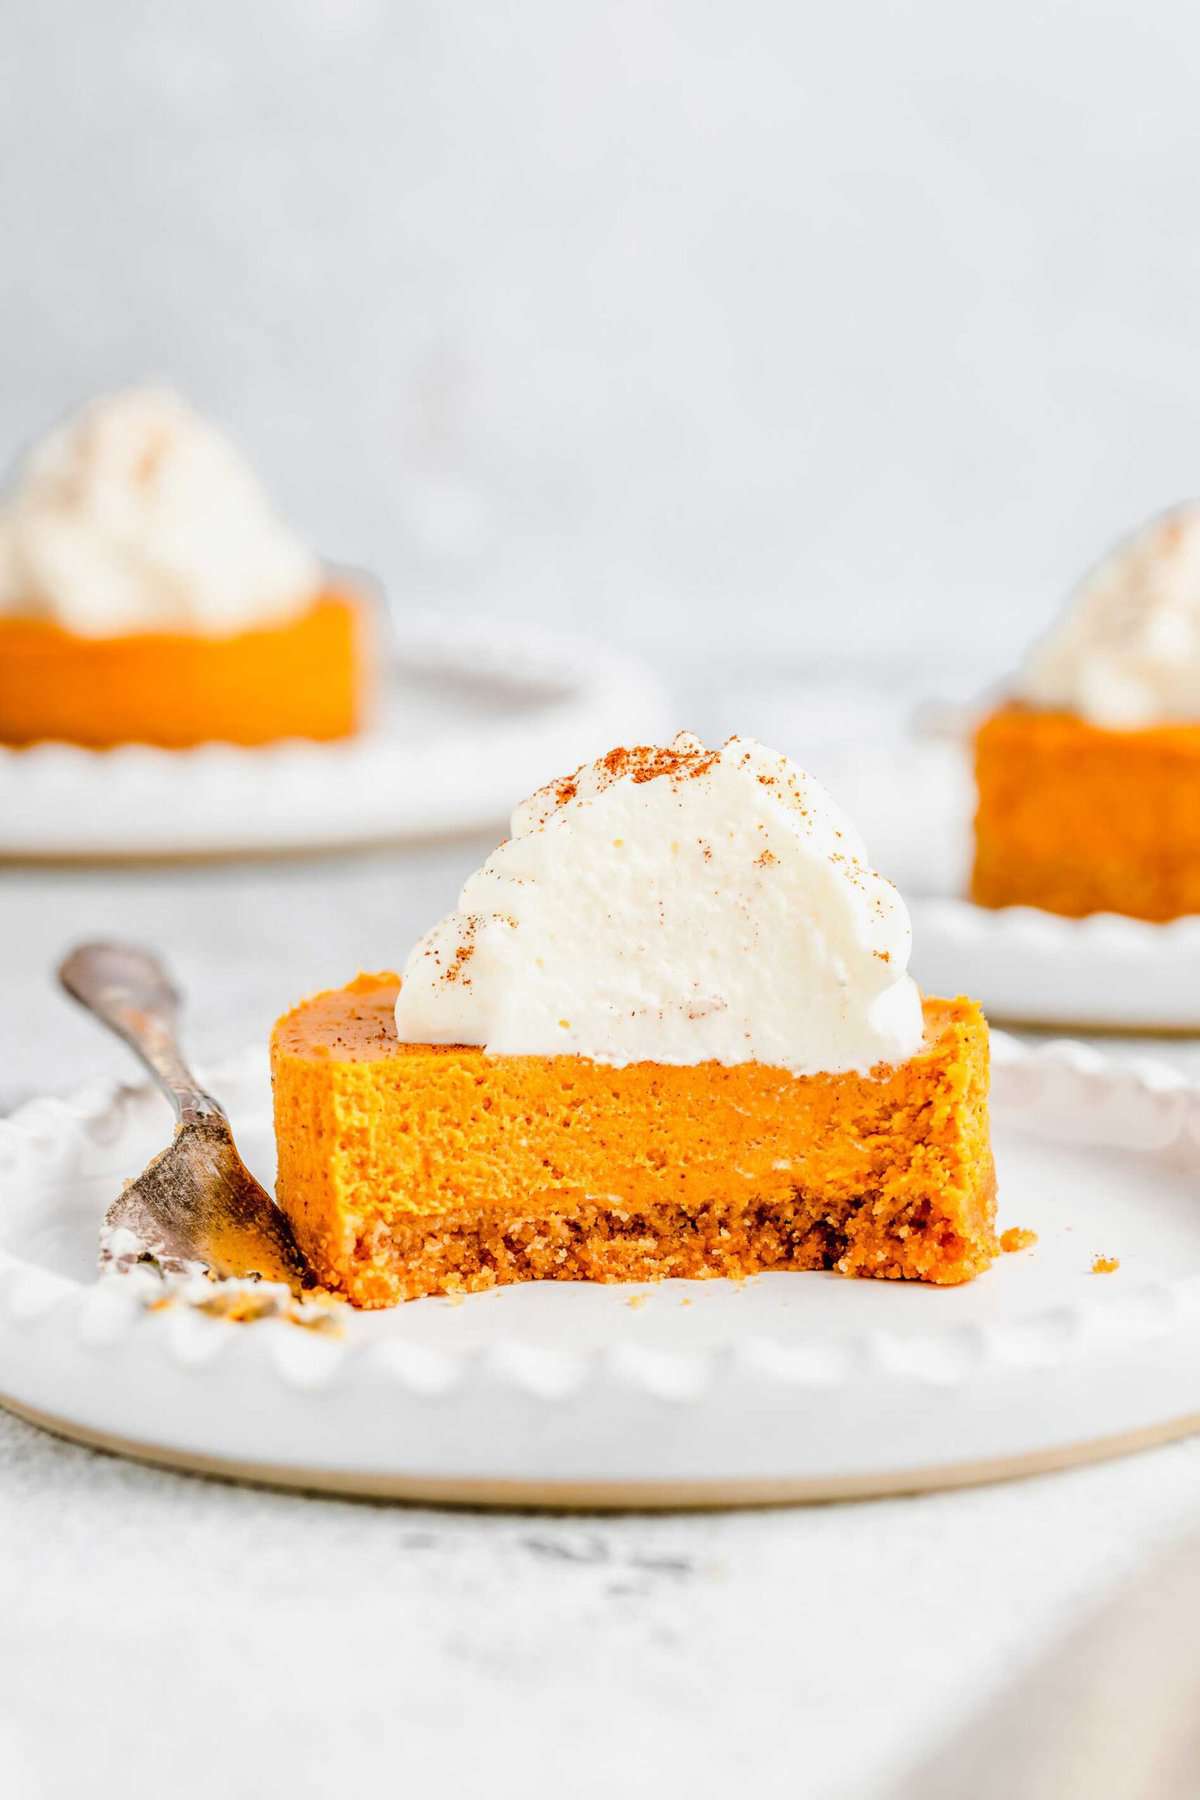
59 942 225 1129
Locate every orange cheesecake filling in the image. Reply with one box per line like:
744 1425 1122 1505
0 588 367 748
271 973 997 1308
973 701 1200 920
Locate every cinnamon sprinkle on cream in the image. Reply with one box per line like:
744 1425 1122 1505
443 943 475 983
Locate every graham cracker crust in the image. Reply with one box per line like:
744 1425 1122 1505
339 1159 998 1307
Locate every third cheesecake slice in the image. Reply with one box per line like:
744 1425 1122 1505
271 735 996 1306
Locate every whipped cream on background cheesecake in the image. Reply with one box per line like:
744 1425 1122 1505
0 386 320 637
1019 503 1200 727
393 733 924 1074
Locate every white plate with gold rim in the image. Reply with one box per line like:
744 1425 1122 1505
0 617 670 862
2 1034 1199 1507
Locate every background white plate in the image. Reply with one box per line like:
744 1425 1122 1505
909 900 1200 1034
2 1036 1198 1506
0 617 670 861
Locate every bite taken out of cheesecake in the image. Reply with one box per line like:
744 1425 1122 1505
0 387 372 749
973 504 1200 920
271 735 997 1307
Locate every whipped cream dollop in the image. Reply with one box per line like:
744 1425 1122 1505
1019 504 1200 727
393 734 924 1074
0 387 320 635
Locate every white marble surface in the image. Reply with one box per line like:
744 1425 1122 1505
3 1406 1200 1800
7 822 1200 1797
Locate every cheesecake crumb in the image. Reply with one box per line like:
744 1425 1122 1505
1000 1227 1038 1253
1091 1255 1120 1274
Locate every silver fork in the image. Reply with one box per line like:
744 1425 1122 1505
59 941 315 1293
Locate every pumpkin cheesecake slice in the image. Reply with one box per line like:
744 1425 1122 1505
0 387 371 748
272 735 996 1307
974 504 1200 920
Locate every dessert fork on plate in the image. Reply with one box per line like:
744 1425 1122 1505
59 941 315 1295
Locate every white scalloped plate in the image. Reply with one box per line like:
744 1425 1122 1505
0 617 670 861
3 1036 1200 1506
910 899 1200 1034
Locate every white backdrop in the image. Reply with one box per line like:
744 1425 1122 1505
3 0 1198 667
